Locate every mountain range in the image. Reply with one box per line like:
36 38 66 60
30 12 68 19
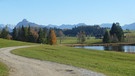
101 23 135 30
15 19 88 29
16 19 44 28
0 24 15 32
122 23 135 30
0 19 135 31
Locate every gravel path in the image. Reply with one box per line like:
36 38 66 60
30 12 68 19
0 46 105 76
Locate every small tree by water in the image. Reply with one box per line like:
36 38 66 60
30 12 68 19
103 30 111 43
77 31 86 44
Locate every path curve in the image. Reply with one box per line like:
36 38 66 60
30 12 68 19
0 46 105 76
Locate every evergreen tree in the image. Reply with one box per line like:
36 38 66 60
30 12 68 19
27 25 32 42
30 29 39 43
18 25 29 41
0 26 9 39
110 23 117 35
110 23 124 42
12 27 18 40
111 34 118 43
103 30 111 43
38 28 46 43
24 27 28 41
20 25 25 41
115 23 124 42
27 26 39 43
17 26 22 40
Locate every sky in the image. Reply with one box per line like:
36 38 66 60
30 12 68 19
0 0 135 26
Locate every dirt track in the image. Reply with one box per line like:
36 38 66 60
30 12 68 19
0 46 105 76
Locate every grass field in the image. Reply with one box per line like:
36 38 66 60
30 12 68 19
12 45 135 76
0 38 35 76
57 37 102 44
124 31 135 43
0 62 8 76
0 38 34 48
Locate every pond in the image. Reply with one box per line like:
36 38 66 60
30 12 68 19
75 45 135 53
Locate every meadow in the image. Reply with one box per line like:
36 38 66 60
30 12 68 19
0 36 135 76
0 38 34 48
12 45 135 76
124 31 135 43
57 37 102 44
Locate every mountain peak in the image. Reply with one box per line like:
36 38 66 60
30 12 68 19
16 19 44 28
22 19 28 22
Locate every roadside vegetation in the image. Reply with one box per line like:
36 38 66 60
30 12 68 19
0 38 34 48
0 62 8 76
12 45 135 76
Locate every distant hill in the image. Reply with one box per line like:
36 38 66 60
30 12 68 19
16 19 44 28
122 23 135 30
100 23 112 28
0 24 15 32
63 25 106 36
1 19 135 31
15 19 87 29
0 24 5 29
46 23 87 29
1 19 88 32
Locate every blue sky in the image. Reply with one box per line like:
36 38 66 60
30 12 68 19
0 0 135 26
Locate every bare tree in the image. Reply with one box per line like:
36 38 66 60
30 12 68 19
58 30 64 44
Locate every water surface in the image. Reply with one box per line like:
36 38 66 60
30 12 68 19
75 45 135 53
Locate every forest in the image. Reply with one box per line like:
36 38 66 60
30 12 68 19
0 25 107 44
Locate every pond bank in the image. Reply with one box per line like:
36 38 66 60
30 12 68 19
64 43 135 47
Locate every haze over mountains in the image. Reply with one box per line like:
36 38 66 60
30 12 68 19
0 19 135 31
16 19 88 29
122 23 135 30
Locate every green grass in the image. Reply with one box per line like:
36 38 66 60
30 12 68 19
0 62 9 76
124 31 135 43
12 45 135 76
57 37 102 44
0 38 35 48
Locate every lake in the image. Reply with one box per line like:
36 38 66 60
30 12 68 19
75 45 135 53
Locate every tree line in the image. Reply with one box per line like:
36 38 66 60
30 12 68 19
1 24 122 44
63 25 106 37
0 26 57 45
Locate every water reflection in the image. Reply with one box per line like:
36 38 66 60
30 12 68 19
124 46 135 53
75 45 135 53
104 46 124 52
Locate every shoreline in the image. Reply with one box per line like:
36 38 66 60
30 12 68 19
64 43 135 47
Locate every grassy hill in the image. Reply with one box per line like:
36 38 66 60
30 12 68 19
0 38 35 76
12 45 135 76
0 38 34 48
